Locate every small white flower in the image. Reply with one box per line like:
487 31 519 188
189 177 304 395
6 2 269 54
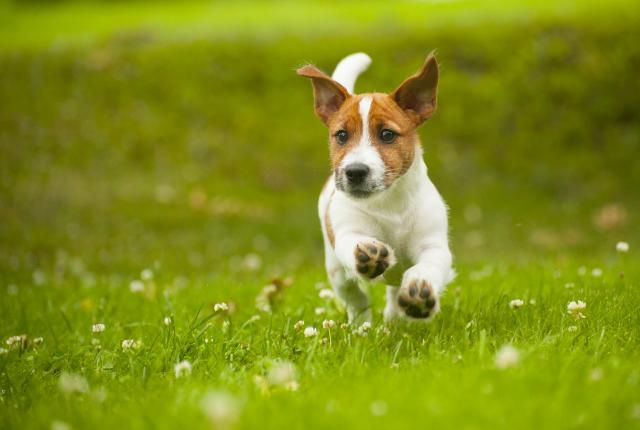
140 268 154 281
6 335 27 348
340 323 349 330
616 241 629 253
314 307 326 315
509 299 524 309
294 320 305 331
201 390 242 427
129 280 145 293
267 360 298 391
567 300 587 320
33 337 44 346
51 420 71 430
591 268 603 277
354 321 372 337
214 302 229 312
322 319 336 329
0 347 8 355
58 372 89 394
494 344 520 369
174 360 192 378
589 367 603 381
121 339 140 351
242 253 262 271
370 400 388 416
92 323 106 333
567 325 578 333
319 288 335 301
163 316 172 326
303 327 318 337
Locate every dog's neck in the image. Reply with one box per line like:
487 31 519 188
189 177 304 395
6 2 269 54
340 143 428 214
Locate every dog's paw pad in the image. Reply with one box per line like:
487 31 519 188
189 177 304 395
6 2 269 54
354 242 391 279
398 280 438 319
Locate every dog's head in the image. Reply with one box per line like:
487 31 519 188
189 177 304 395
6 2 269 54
297 54 438 199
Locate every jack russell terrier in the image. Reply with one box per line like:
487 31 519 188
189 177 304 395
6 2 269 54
298 52 454 324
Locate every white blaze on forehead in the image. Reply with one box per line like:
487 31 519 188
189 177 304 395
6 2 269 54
340 96 385 178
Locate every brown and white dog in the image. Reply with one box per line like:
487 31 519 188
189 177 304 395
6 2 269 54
298 52 454 324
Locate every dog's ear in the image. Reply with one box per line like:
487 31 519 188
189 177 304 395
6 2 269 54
297 64 350 125
390 52 439 125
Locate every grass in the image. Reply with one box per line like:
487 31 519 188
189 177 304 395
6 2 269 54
1 0 639 429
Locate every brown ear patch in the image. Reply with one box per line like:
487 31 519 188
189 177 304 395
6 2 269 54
390 53 439 125
368 94 419 186
297 64 350 125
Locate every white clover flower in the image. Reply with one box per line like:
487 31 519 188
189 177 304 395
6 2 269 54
242 253 262 271
140 268 154 281
6 335 27 349
567 300 587 320
58 372 89 394
322 319 336 329
51 420 71 430
494 344 520 369
201 390 242 428
354 321 372 337
591 268 603 277
340 323 349 330
567 325 578 333
0 347 8 355
319 288 335 301
267 360 298 391
33 337 44 346
163 316 172 326
303 327 318 337
294 320 305 331
314 307 326 315
214 302 229 312
370 400 388 416
92 323 106 333
121 339 140 351
509 299 524 309
616 241 629 253
174 360 192 378
129 280 145 293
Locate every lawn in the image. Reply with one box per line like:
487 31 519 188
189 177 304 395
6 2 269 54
1 1 639 429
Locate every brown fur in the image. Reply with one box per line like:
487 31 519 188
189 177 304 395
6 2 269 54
324 190 335 247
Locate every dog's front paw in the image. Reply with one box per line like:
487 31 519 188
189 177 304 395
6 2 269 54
397 278 439 319
354 241 395 279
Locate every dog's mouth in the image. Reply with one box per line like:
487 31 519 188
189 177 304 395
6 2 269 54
334 171 384 199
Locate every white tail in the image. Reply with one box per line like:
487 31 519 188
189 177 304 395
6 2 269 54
331 52 372 94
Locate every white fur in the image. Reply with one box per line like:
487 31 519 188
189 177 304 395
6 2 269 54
331 52 372 94
338 97 386 189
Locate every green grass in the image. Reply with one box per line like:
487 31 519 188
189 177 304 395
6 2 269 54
1 0 639 429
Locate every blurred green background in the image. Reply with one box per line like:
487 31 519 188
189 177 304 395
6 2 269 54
1 0 638 277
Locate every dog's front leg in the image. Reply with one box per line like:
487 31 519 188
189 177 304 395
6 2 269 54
392 244 452 321
332 233 396 324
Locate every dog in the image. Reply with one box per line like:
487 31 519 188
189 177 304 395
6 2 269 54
297 52 454 324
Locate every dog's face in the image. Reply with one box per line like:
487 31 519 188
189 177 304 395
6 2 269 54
298 55 438 199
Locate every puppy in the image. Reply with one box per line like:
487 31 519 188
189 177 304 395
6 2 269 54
298 52 454 324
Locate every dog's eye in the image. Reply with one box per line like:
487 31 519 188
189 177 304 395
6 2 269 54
380 129 397 143
335 130 349 145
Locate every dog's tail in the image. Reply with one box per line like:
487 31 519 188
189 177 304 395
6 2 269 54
331 52 372 94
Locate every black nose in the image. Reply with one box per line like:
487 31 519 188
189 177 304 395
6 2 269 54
344 163 370 184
